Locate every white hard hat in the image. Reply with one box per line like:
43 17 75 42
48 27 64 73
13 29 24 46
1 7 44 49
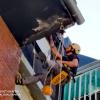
71 43 81 54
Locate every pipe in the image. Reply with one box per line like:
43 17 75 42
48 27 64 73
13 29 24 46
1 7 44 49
62 0 85 25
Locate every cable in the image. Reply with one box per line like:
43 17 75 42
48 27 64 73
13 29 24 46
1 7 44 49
32 42 36 73
58 33 64 100
43 38 62 85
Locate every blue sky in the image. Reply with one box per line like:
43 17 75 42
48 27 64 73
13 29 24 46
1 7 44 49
64 0 100 59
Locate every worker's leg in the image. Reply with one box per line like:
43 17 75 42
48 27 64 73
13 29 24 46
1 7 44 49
22 74 43 85
47 60 60 69
16 73 46 85
46 60 61 76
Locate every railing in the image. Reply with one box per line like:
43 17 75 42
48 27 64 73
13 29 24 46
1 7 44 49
77 60 100 75
63 60 100 100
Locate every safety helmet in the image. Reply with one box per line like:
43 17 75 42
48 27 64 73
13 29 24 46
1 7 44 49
42 85 53 96
71 43 81 54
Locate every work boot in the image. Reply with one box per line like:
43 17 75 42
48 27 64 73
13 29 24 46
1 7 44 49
15 72 23 85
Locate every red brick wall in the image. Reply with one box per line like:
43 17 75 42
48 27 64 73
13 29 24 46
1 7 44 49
0 16 21 100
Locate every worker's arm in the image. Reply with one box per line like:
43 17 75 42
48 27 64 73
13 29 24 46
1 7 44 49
57 59 78 68
50 35 62 59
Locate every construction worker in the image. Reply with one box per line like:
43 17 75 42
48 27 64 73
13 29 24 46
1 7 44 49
49 34 80 76
16 41 80 85
15 36 80 95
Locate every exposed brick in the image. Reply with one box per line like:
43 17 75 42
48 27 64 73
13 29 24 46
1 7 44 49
0 16 21 100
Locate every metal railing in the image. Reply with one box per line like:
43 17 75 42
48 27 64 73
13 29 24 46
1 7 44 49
64 60 100 100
